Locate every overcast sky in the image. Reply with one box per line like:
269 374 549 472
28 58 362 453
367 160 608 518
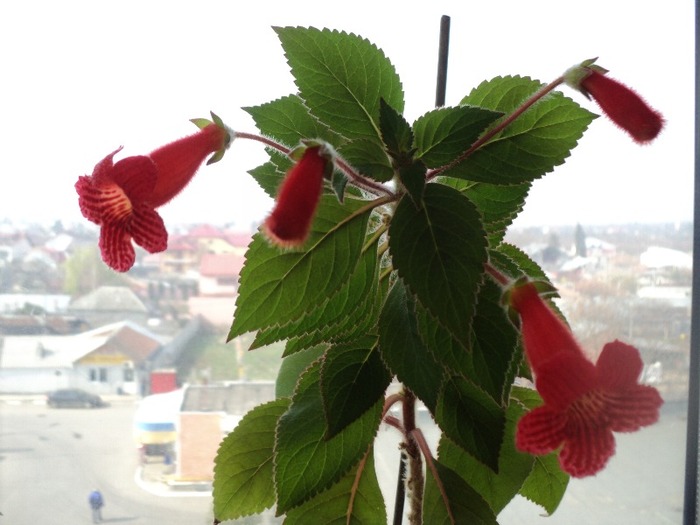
0 1 693 230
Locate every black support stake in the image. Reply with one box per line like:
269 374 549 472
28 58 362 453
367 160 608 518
435 15 451 108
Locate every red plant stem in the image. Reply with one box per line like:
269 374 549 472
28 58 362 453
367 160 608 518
383 393 405 418
347 449 370 524
484 261 511 286
410 428 455 524
233 131 291 155
427 76 565 180
402 390 424 524
334 156 397 198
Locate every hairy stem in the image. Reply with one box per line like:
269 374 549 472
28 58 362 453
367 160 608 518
232 130 292 156
402 389 424 525
411 429 455 524
484 261 511 286
334 156 397 198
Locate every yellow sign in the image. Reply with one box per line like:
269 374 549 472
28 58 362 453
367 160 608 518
79 353 129 365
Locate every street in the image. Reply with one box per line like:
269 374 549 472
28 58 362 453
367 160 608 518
0 399 687 524
0 401 212 524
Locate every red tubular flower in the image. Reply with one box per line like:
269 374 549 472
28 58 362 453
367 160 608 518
565 63 664 144
508 282 663 477
263 145 330 247
75 124 228 272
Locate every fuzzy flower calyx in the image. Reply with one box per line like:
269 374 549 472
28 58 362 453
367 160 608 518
75 122 230 272
564 59 664 144
263 142 334 248
508 281 663 477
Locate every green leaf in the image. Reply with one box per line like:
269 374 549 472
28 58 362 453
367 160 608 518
512 386 569 515
228 196 372 339
389 183 488 348
491 243 551 283
248 160 287 198
321 336 392 438
441 177 531 245
337 139 394 183
377 278 444 412
519 455 569 516
435 375 506 471
415 302 470 377
379 97 414 163
284 451 387 524
275 359 383 514
416 280 519 406
283 259 386 355
398 160 427 205
251 242 378 349
275 26 404 143
438 396 535 515
423 459 498 525
413 105 501 167
276 345 326 398
443 75 595 184
331 169 349 202
282 286 377 355
469 280 520 404
212 398 291 521
245 94 343 149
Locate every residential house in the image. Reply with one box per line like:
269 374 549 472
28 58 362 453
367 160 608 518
197 253 244 297
151 235 200 275
0 321 166 395
68 285 150 327
141 225 251 283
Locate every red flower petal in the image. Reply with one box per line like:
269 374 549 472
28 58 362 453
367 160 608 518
596 340 644 388
90 147 122 183
534 351 597 409
129 205 168 254
558 424 616 477
75 176 104 224
606 385 663 433
99 222 135 272
109 155 158 203
76 176 132 225
515 405 567 455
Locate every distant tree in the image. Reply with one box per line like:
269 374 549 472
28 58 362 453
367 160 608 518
542 232 563 264
63 246 127 296
51 220 65 234
575 223 587 257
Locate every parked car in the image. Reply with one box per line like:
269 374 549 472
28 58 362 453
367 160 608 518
46 388 106 408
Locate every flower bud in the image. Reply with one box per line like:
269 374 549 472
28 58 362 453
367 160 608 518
264 146 331 247
565 62 664 144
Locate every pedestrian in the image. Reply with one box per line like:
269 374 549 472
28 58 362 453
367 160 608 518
88 489 104 523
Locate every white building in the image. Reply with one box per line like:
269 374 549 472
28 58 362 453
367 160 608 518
0 321 166 395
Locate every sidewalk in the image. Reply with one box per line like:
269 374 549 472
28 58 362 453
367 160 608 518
135 458 212 497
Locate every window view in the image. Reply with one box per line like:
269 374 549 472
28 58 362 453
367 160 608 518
0 2 692 524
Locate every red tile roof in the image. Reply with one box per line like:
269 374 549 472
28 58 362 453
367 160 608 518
199 253 245 277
